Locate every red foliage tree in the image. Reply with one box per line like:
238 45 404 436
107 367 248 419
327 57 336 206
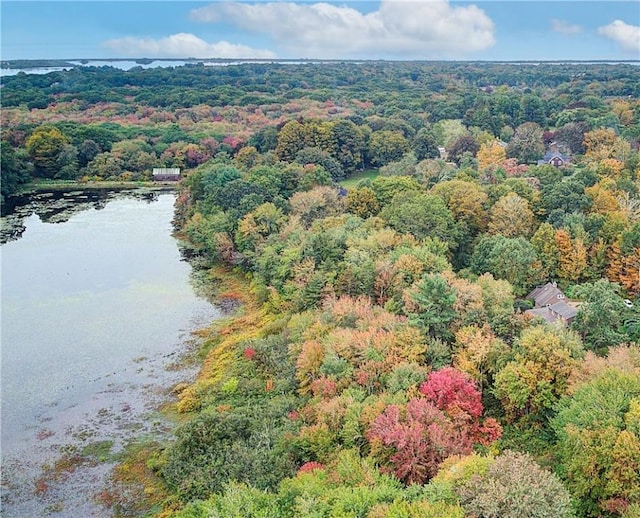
368 368 501 484
419 367 483 418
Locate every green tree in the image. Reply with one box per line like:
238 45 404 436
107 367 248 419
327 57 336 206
0 144 33 199
367 130 410 167
507 122 544 164
330 119 364 173
457 451 574 518
380 191 458 246
553 369 640 517
471 235 542 296
406 273 457 340
571 279 631 352
412 128 440 160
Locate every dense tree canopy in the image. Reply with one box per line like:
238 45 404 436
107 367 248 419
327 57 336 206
3 60 640 518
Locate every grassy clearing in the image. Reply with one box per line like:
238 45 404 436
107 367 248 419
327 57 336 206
339 169 379 189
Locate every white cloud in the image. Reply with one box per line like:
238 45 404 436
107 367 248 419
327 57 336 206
551 19 582 35
598 20 640 53
189 0 495 58
102 33 276 59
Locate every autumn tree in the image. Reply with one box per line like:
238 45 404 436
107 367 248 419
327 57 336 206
368 368 501 484
584 127 631 163
493 325 584 422
552 368 640 516
345 186 380 218
555 229 588 284
488 192 535 238
477 140 507 172
25 126 69 177
531 222 560 280
431 179 489 233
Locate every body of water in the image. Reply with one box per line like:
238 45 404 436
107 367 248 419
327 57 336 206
0 190 220 516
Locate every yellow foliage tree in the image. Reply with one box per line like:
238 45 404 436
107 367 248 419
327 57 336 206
555 229 587 284
488 193 535 238
477 141 507 172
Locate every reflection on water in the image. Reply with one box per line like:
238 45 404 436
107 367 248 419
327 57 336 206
0 191 220 517
1 189 164 244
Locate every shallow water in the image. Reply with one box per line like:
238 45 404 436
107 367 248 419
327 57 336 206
0 191 220 517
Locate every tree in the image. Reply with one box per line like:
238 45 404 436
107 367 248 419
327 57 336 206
345 187 380 218
519 94 547 126
412 128 440 160
289 186 345 227
552 369 640 516
295 146 344 181
380 191 458 246
370 175 422 206
367 130 410 167
554 229 588 284
54 143 80 180
507 122 544 164
368 371 501 484
488 193 535 238
555 122 588 155
477 140 507 173
25 126 69 177
78 139 101 167
456 451 574 518
405 273 457 341
447 135 479 166
471 235 542 296
584 128 631 163
531 223 560 280
431 180 488 232
330 119 364 173
493 325 584 422
1 144 33 199
275 120 308 162
571 279 631 352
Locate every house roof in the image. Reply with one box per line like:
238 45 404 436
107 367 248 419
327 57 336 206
548 300 577 319
152 167 181 176
527 282 566 307
525 300 577 325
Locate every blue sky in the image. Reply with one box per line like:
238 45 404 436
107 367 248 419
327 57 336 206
1 1 639 61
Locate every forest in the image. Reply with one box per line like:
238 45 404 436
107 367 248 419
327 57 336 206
2 61 640 517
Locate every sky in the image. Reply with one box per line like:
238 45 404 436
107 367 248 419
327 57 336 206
1 0 639 61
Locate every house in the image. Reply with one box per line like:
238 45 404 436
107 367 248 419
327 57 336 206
525 300 578 326
537 151 570 168
537 143 571 168
525 282 578 326
152 167 181 181
528 282 566 307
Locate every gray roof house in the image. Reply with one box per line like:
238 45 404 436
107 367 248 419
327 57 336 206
525 282 578 326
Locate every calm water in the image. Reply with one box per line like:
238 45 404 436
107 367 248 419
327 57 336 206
0 191 220 516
